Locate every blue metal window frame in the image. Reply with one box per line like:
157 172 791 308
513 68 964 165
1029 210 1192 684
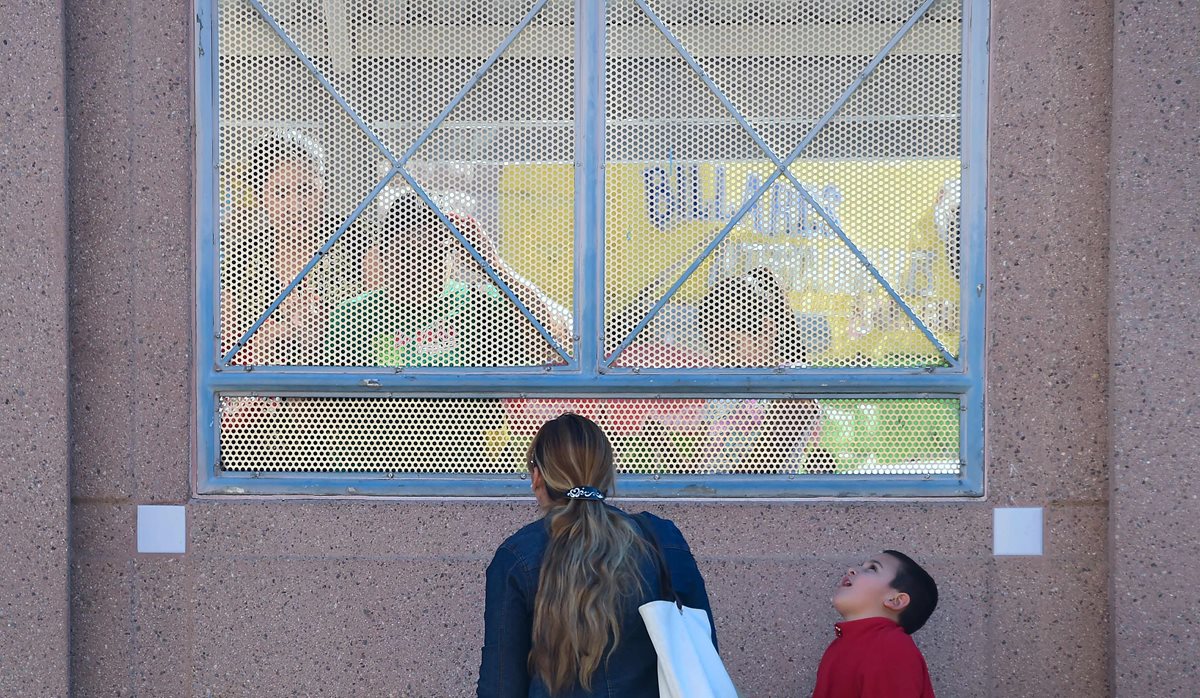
193 0 988 498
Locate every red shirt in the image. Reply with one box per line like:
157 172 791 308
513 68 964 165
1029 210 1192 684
811 617 935 698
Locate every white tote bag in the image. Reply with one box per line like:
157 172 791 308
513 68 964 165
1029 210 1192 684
634 516 739 698
639 599 739 698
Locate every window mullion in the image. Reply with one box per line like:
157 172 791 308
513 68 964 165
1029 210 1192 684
574 0 606 376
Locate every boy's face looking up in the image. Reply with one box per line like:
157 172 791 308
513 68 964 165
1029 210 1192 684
831 552 911 624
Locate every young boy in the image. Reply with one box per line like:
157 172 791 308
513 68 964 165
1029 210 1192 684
811 550 938 697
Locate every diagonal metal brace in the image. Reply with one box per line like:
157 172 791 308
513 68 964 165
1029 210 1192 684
221 170 402 365
608 0 951 368
634 0 954 366
395 170 574 365
225 0 564 364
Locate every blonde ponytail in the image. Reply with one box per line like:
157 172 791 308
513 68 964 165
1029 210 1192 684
526 414 648 694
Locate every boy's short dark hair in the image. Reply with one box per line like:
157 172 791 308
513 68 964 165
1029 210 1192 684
376 192 446 252
883 550 938 634
384 193 441 238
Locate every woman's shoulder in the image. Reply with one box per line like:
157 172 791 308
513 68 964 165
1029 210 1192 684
627 510 693 552
494 516 550 562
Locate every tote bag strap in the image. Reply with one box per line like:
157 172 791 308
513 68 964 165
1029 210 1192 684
631 513 680 607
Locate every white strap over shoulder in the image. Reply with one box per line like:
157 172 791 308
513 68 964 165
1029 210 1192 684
632 512 738 698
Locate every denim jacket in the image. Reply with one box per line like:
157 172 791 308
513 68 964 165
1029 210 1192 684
476 507 716 698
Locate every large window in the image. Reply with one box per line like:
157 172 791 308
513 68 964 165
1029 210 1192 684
195 0 987 496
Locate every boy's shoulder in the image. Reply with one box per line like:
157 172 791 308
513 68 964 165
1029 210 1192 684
815 619 933 697
855 617 925 654
872 622 926 660
332 288 387 315
853 625 932 694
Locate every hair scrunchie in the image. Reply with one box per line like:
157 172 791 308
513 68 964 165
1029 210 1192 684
564 486 605 501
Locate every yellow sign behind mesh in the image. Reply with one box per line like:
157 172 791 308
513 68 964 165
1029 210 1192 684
499 159 961 363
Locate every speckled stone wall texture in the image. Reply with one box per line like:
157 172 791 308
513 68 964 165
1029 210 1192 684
53 0 1146 695
1109 0 1200 695
64 0 194 693
0 0 71 694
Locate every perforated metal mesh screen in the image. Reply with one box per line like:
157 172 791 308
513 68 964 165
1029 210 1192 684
604 0 962 369
218 0 574 367
219 396 960 475
211 0 969 485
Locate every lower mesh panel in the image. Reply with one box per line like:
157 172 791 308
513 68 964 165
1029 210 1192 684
218 396 959 475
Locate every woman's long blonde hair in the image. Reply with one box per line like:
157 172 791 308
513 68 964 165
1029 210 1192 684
527 414 649 695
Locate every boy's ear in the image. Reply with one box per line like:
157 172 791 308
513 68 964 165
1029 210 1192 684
884 592 911 612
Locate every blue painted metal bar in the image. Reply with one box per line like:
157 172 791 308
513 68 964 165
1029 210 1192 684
634 0 953 367
199 0 986 497
575 0 606 375
196 469 978 498
221 169 401 365
207 367 974 393
195 0 223 492
394 0 550 167
396 169 573 364
959 385 984 496
956 0 991 496
246 0 398 165
960 0 989 380
607 0 946 368
196 388 221 493
195 0 221 373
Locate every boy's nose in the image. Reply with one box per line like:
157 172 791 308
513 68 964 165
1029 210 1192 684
846 568 857 577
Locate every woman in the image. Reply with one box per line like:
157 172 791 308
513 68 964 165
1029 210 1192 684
223 128 355 365
477 413 717 697
696 267 822 472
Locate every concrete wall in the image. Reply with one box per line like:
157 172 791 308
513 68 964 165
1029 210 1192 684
1109 0 1200 694
0 0 1192 694
0 0 71 694
65 0 194 693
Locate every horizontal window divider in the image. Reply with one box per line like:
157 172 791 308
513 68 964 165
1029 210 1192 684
213 392 964 402
219 23 961 60
197 471 979 498
206 369 972 394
